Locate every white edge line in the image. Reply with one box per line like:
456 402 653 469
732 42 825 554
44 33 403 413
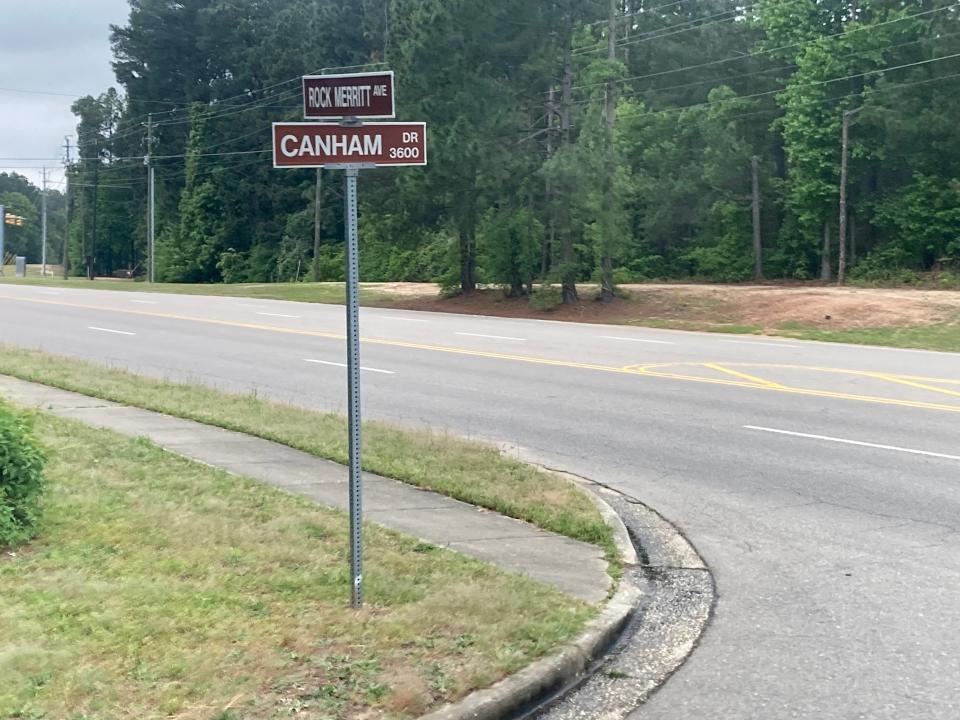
744 425 960 461
88 326 136 336
601 335 675 345
456 332 527 342
304 359 395 375
382 315 429 323
721 340 800 348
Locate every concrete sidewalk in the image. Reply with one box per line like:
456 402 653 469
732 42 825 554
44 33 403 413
0 376 610 602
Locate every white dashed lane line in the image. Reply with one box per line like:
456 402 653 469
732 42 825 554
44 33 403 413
257 312 301 319
456 332 526 342
304 359 395 375
745 426 960 462
601 335 674 345
721 340 800 349
88 326 136 336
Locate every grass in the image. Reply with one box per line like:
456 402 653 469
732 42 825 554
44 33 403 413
0 275 396 305
0 412 590 719
0 346 615 558
776 317 960 353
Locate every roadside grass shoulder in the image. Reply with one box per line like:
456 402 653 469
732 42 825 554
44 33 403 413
0 346 616 559
776 316 960 353
0 412 590 719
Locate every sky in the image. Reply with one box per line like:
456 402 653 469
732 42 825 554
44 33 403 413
0 0 130 190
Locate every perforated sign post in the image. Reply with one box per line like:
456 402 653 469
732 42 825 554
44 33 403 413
273 73 426 609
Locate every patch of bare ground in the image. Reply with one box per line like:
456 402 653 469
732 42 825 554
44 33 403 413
378 282 960 332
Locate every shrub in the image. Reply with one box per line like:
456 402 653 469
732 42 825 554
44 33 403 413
0 402 45 548
529 285 563 311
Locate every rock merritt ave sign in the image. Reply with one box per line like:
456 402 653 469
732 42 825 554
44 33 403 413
302 71 395 119
272 122 427 168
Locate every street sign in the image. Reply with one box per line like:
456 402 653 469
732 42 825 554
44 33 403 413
273 122 427 168
273 70 427 610
302 71 395 119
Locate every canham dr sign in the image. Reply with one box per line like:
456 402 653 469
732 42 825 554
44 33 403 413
272 122 427 168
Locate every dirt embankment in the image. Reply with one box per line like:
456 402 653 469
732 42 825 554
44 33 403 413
373 282 960 331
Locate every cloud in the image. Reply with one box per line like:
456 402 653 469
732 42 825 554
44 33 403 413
0 0 130 187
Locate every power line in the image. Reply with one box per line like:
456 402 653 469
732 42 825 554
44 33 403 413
574 2 960 92
608 50 960 116
572 4 753 57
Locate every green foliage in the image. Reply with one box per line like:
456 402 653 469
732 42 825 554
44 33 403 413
478 208 542 297
873 174 960 268
18 0 954 290
849 244 922 286
529 285 563 311
685 201 755 282
0 402 45 548
313 246 346 283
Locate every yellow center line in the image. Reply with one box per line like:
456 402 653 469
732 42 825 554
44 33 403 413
867 373 960 400
1 293 959 415
726 362 960 386
701 363 786 388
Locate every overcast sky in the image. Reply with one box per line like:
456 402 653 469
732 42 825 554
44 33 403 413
0 0 130 189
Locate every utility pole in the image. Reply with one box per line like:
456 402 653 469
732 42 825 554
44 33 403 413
751 156 763 281
145 114 156 282
559 15 578 304
542 86 556 280
41 168 48 277
838 106 862 286
62 137 72 280
89 143 99 281
313 168 323 281
599 0 618 303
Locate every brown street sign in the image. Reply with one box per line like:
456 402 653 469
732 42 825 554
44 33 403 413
273 122 427 168
302 71 395 119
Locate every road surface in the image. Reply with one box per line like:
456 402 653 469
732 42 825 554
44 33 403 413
1 284 958 719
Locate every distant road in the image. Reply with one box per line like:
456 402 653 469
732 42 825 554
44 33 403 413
2 284 959 719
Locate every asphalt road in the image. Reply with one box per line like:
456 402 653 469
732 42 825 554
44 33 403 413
2 284 958 719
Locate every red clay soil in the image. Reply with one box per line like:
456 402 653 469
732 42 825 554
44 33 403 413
377 283 960 331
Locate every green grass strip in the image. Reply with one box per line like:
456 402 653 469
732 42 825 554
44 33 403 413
1 412 590 719
0 346 616 562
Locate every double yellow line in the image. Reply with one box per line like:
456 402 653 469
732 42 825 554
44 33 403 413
2 292 959 415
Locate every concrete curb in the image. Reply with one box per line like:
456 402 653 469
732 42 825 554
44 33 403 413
420 567 641 720
497 445 638 568
419 471 643 720
431 449 714 720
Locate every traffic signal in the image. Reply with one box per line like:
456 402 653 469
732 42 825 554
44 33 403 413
3 213 24 227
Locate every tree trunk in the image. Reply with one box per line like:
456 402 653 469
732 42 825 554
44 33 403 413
561 230 578 304
820 221 832 283
751 155 763 281
459 221 476 294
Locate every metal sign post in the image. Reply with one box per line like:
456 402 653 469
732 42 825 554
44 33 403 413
344 166 363 608
273 70 426 609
